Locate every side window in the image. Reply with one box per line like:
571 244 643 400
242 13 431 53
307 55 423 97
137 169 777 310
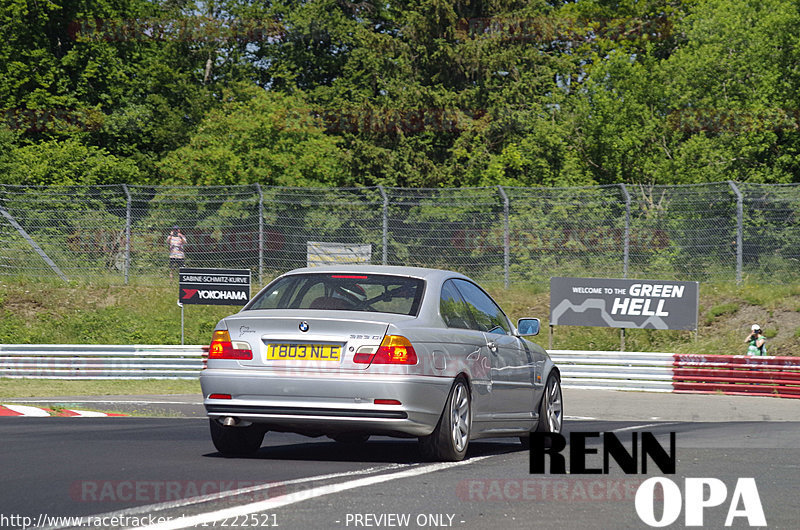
452 279 511 335
440 280 473 329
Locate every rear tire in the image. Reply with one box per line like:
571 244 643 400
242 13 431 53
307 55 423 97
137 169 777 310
209 419 266 456
419 377 471 461
520 372 563 447
536 373 563 434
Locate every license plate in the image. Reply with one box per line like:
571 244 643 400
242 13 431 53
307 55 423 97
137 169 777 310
265 343 341 361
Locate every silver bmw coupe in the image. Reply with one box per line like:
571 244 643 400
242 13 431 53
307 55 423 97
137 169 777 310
200 265 562 461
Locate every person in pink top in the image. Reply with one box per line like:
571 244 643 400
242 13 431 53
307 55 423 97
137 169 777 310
167 225 187 279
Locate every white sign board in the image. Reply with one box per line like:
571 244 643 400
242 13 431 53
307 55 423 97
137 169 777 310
306 241 372 267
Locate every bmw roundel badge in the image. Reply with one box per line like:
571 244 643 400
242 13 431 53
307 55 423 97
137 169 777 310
299 321 309 332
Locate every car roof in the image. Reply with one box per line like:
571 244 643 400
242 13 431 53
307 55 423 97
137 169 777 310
281 265 470 283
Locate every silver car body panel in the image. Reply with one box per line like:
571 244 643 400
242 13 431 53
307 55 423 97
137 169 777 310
200 265 558 440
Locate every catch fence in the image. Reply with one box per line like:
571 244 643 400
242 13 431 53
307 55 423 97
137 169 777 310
0 181 798 286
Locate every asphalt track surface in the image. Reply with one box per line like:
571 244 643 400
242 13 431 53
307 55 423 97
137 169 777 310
1 390 799 529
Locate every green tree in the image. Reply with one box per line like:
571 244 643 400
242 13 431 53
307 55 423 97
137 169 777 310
658 0 800 183
0 0 273 182
158 88 345 186
4 138 140 185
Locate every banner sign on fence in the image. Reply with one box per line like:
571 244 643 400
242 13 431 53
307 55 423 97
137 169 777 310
179 268 251 306
550 277 699 330
306 241 372 267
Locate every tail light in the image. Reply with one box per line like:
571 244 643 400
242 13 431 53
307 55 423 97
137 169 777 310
354 335 417 365
209 330 252 360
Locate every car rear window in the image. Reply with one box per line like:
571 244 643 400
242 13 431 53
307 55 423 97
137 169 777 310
246 273 425 316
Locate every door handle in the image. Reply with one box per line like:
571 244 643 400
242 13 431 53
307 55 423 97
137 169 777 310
487 341 498 353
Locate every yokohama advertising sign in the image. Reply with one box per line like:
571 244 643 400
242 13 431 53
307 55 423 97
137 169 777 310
178 268 251 306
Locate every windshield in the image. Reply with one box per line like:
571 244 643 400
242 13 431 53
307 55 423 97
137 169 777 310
246 273 425 316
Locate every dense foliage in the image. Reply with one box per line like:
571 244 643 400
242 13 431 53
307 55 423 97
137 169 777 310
2 0 799 187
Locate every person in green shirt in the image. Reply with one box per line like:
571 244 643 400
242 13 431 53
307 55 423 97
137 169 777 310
745 324 767 356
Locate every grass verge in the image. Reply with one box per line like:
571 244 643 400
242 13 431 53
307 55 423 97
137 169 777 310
0 379 201 398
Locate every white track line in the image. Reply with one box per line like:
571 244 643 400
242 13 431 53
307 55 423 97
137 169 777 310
134 456 492 530
51 464 410 529
611 422 679 433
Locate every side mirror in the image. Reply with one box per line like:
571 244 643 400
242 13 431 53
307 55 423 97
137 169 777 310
517 318 540 336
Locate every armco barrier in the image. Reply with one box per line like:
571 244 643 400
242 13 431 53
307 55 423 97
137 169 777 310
673 354 800 399
1 346 798 398
0 344 207 379
552 350 800 399
549 350 675 393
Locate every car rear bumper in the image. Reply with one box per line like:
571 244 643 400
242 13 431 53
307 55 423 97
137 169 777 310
200 369 453 437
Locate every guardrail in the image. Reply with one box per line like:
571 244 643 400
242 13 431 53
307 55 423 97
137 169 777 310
550 350 675 393
673 354 800 399
552 350 800 399
0 344 207 379
1 346 798 398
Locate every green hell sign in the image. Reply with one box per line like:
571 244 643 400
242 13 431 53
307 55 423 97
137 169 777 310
549 277 699 331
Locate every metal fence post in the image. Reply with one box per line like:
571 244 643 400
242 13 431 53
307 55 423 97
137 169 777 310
121 184 131 285
728 181 743 284
378 185 388 265
497 186 510 288
255 183 264 285
620 184 631 279
619 184 631 353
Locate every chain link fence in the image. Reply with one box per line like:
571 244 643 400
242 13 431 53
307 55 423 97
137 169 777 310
1 182 798 286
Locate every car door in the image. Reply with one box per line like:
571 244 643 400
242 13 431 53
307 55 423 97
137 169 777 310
451 279 535 423
439 280 493 426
